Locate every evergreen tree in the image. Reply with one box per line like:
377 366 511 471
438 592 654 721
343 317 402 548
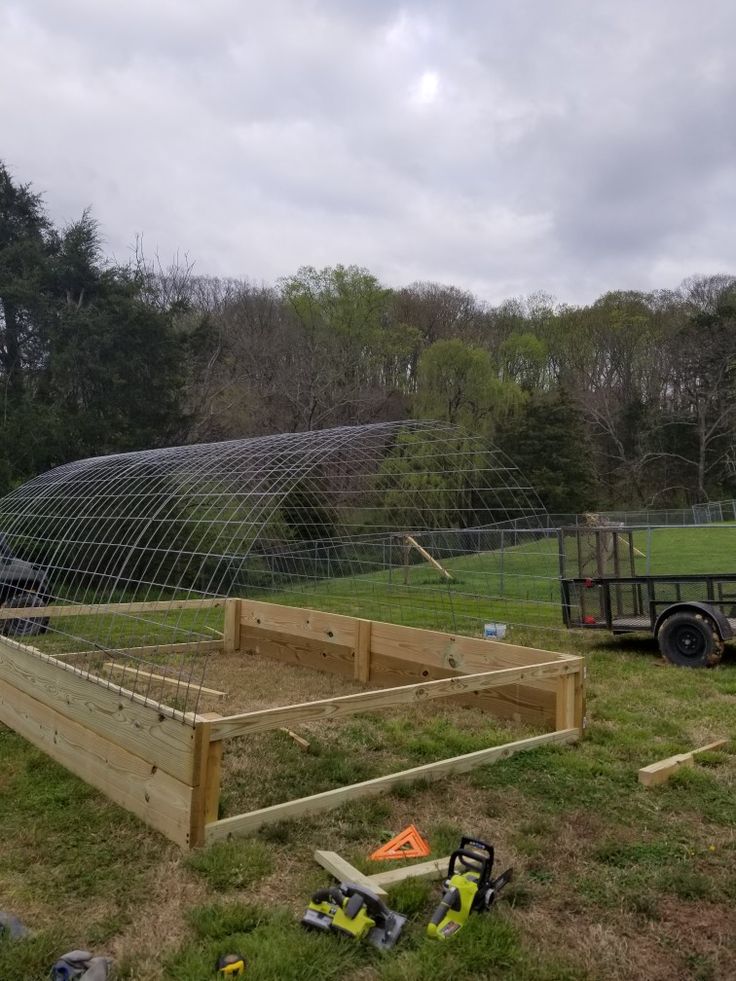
498 389 597 514
0 162 186 486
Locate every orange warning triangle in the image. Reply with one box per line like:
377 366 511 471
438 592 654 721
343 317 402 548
369 824 431 861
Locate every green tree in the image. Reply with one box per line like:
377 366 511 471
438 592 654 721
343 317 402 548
415 339 522 434
49 265 185 459
0 163 187 486
498 389 597 514
280 265 414 428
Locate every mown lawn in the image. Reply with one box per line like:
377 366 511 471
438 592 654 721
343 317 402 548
2 625 736 980
2 524 736 979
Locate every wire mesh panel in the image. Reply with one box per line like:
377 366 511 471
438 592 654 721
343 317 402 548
0 421 548 718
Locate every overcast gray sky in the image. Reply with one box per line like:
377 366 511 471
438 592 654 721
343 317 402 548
2 0 734 304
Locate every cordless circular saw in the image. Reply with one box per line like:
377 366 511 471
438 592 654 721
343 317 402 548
301 881 407 951
427 837 512 940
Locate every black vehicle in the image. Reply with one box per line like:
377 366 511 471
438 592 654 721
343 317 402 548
0 533 50 637
560 525 734 668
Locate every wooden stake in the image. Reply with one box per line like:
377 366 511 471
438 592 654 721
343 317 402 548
404 535 454 580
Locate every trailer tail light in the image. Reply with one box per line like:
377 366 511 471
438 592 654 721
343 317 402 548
583 615 597 624
584 578 593 589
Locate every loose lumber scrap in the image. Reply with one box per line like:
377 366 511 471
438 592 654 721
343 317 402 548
638 739 728 787
368 856 449 889
103 661 227 697
280 728 310 752
314 849 452 895
314 850 388 897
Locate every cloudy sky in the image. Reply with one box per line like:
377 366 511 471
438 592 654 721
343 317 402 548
2 0 735 303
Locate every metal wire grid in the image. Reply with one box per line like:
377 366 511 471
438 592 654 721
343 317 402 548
0 421 547 720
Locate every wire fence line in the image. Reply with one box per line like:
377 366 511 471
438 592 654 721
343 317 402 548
0 421 547 719
494 500 736 530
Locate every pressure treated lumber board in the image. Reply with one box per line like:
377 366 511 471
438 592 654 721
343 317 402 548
240 625 355 678
240 600 357 648
368 856 450 888
209 660 578 740
46 639 221 660
368 651 557 725
0 638 197 782
205 728 579 841
223 598 241 654
239 599 576 673
369 620 571 673
103 662 226 697
314 850 388 897
189 713 224 847
280 728 310 752
638 739 727 787
108 640 222 658
354 618 371 683
0 677 194 846
0 597 225 620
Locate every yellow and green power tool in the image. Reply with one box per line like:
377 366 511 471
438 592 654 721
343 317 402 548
302 882 407 951
427 837 512 940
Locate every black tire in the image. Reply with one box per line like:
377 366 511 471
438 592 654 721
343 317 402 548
0 587 49 637
657 611 723 668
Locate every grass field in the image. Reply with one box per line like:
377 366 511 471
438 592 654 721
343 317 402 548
2 524 736 979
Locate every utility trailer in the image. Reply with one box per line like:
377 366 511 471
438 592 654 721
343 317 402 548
559 525 734 667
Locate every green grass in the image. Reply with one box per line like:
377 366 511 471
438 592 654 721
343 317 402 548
3 524 736 978
185 840 274 892
2 628 736 978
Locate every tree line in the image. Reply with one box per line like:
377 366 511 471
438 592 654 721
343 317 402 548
2 161 735 512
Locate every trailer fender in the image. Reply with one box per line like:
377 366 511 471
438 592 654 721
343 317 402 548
654 602 733 641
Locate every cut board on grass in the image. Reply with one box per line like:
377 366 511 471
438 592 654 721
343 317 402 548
638 739 728 787
314 850 388 898
314 849 451 896
370 824 431 861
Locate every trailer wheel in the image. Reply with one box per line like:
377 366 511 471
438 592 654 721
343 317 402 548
657 611 723 668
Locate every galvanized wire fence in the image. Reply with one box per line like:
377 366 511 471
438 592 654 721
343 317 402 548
0 421 547 718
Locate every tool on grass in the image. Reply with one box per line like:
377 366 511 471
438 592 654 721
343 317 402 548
0 910 29 939
370 823 430 861
427 837 512 940
302 881 406 951
216 952 246 975
50 951 113 980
